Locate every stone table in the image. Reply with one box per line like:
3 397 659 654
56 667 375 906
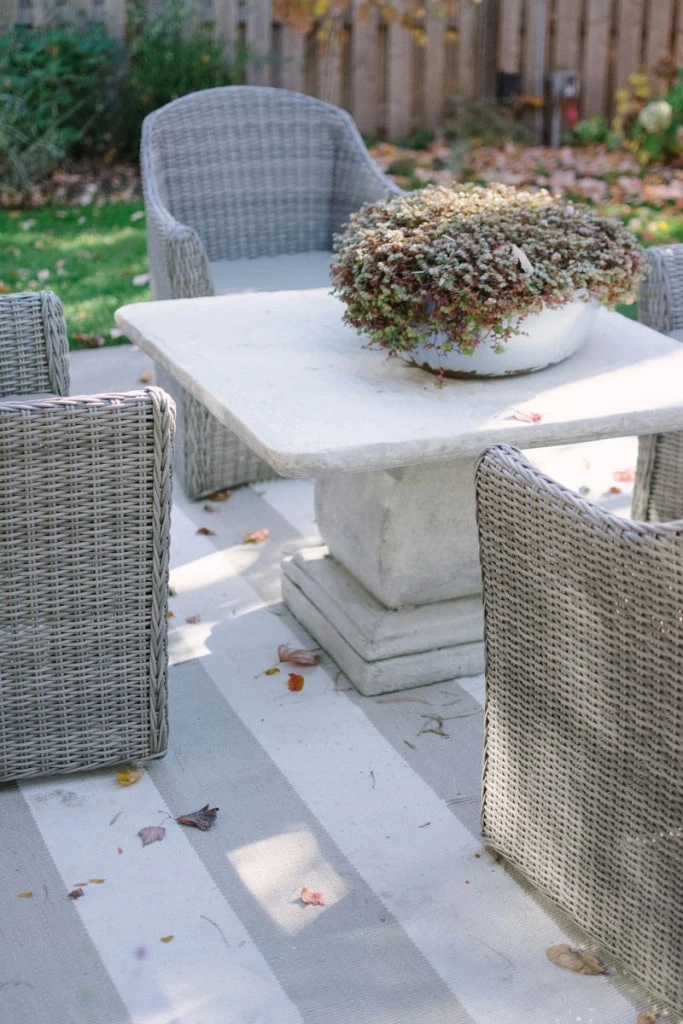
117 287 683 696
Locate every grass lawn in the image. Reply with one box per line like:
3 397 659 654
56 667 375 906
0 202 148 347
0 181 679 346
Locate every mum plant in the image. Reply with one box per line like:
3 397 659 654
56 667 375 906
330 183 645 357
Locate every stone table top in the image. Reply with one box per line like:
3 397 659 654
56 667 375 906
116 289 683 477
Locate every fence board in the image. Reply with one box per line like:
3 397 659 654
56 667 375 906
245 0 272 85
458 0 479 99
0 0 18 31
214 0 238 49
497 0 523 73
385 1 412 138
643 0 675 89
102 0 125 38
317 24 344 105
676 1 683 65
280 24 306 92
614 0 646 88
424 2 445 130
581 0 612 117
553 0 582 71
349 1 379 133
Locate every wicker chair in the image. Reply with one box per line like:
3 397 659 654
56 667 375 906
0 291 175 781
141 85 400 499
475 443 683 1013
632 244 683 521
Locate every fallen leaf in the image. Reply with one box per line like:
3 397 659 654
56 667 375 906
287 673 305 691
17 892 33 898
139 369 153 383
89 878 105 884
614 468 635 482
133 272 150 287
512 408 542 423
138 825 166 847
196 527 216 536
608 486 622 495
68 888 85 899
244 528 269 544
265 667 280 675
130 210 145 221
546 944 606 975
20 218 36 230
404 740 417 750
117 847 123 854
637 1013 657 1024
0 281 11 293
109 327 124 339
176 804 219 831
169 586 178 596
278 645 321 666
301 887 325 906
109 811 122 826
511 243 535 275
37 268 50 282
185 614 201 624
34 239 45 249
116 767 146 787
160 934 174 943
203 502 216 512
207 489 232 502
72 332 105 348
167 610 175 618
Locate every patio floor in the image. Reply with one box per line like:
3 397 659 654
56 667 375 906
3 344 672 1024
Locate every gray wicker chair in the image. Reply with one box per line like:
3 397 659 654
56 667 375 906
475 443 683 1013
632 244 683 521
141 85 400 499
0 291 175 781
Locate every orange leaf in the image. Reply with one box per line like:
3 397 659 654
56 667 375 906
546 944 605 975
264 667 280 676
139 369 153 384
613 468 635 482
207 489 232 502
301 887 325 906
17 891 33 898
196 527 216 536
278 644 320 666
637 1013 657 1024
287 673 305 691
244 528 270 544
116 767 145 787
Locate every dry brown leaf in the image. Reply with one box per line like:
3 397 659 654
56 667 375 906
512 408 542 423
0 281 11 293
301 887 325 906
207 489 232 502
138 826 166 847
637 1013 657 1024
68 888 85 899
265 667 280 676
116 767 146 787
160 934 174 943
17 891 33 898
614 467 635 482
176 804 219 831
185 615 201 624
167 610 175 618
203 502 216 512
139 369 153 384
278 645 320 666
287 673 305 692
608 486 622 495
117 846 123 854
546 944 606 975
244 528 270 544
404 740 417 750
89 878 105 884
196 527 216 536
72 332 105 348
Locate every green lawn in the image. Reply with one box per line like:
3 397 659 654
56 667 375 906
0 202 149 347
0 192 673 346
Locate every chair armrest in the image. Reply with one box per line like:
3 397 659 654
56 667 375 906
638 244 683 335
0 291 70 398
141 132 214 300
331 110 404 237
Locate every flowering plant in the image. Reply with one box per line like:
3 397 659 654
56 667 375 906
330 183 645 357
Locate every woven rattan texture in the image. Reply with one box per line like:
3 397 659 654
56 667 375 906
632 244 683 521
141 86 400 498
0 291 70 399
476 444 683 1012
0 388 174 781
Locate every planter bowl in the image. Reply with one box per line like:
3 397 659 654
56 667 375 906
408 299 601 378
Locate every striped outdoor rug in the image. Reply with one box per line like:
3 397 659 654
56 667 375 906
2 476 670 1024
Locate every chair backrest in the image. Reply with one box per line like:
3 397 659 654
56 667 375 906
142 86 359 261
0 291 69 398
475 443 683 1011
639 243 683 334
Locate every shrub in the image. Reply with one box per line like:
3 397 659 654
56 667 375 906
0 17 118 192
330 183 645 356
120 0 248 156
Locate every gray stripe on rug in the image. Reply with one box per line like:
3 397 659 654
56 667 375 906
0 783 132 1024
150 658 478 1024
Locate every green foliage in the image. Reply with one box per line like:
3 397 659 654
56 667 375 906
0 18 118 192
121 0 247 156
443 98 531 146
572 115 609 145
393 129 436 150
331 184 645 356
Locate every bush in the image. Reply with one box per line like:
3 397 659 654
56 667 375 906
0 17 118 193
120 0 248 156
330 184 645 356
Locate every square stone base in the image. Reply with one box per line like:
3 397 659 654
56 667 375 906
282 546 485 697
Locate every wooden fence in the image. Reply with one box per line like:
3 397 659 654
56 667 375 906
3 0 683 139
